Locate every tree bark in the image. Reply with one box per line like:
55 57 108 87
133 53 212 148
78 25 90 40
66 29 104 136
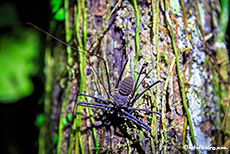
39 0 230 154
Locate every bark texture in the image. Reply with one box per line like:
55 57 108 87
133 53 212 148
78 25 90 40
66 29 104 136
40 0 230 154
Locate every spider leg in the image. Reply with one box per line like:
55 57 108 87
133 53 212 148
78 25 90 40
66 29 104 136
100 58 111 94
131 80 161 104
128 64 153 105
123 116 151 131
77 105 106 110
130 63 147 99
127 107 161 116
78 93 108 104
115 58 129 89
121 109 151 131
127 107 163 130
27 23 111 100
134 68 153 93
83 52 111 95
76 102 112 111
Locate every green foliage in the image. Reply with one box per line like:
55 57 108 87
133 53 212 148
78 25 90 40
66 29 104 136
67 113 73 122
0 29 40 103
62 117 68 126
215 0 229 44
35 114 45 127
0 3 40 103
53 135 58 144
50 0 65 21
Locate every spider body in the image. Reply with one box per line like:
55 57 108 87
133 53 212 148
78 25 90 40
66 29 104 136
111 76 133 107
77 61 162 131
112 92 129 107
27 22 161 132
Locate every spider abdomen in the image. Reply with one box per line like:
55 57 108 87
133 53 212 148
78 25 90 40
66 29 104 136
118 76 133 96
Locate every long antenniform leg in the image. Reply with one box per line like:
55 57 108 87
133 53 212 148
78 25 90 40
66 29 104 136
78 93 108 104
76 102 111 111
83 52 111 95
27 22 111 100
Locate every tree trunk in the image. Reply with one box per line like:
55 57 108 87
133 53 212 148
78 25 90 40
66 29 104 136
38 0 229 154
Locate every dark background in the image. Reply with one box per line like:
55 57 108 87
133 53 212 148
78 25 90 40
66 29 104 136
0 0 49 153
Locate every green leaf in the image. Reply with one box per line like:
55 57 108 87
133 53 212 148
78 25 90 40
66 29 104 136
53 135 58 144
0 29 40 103
54 8 65 21
62 118 68 126
67 113 73 122
50 0 65 21
0 3 40 103
35 114 45 127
